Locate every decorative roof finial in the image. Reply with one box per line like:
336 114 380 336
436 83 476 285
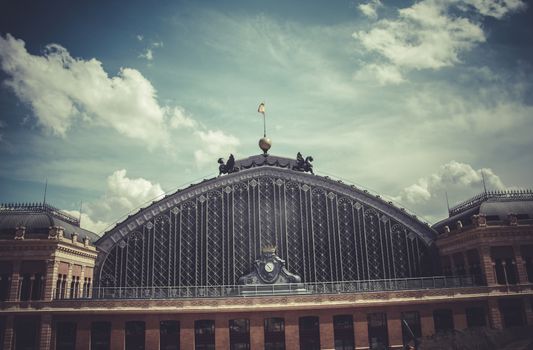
257 102 272 155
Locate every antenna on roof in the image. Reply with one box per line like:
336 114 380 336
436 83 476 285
481 170 488 195
79 200 83 225
43 178 48 205
445 191 450 215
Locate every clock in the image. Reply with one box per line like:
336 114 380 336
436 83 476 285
264 262 274 273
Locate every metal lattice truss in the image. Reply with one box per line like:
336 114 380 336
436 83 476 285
96 167 436 289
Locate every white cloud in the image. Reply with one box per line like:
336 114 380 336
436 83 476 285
391 161 506 221
354 63 405 85
194 130 240 167
136 34 144 41
77 169 166 233
0 34 186 149
461 0 526 19
63 169 165 234
139 48 153 61
138 41 164 61
64 210 109 235
359 0 382 19
354 0 526 84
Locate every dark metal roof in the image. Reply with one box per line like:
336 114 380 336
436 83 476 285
96 153 437 254
432 190 533 233
0 202 99 242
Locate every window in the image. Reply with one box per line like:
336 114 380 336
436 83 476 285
91 322 111 350
56 321 77 350
229 319 250 350
83 277 92 298
56 274 67 299
0 273 9 301
70 276 80 299
264 318 285 350
15 317 39 350
195 320 215 350
160 320 180 350
333 315 354 350
401 312 421 348
499 299 526 328
492 247 518 285
125 321 145 350
433 309 454 333
299 316 320 350
367 313 388 350
465 307 486 328
466 250 482 284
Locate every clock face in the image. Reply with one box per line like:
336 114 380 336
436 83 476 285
264 262 274 273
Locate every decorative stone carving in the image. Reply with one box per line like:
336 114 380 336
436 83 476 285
83 236 90 247
48 226 64 240
293 152 314 174
71 232 79 243
472 214 487 227
508 213 518 226
443 225 450 234
239 245 302 285
14 225 25 240
456 221 463 230
218 154 239 175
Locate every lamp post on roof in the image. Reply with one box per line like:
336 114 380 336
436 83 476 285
257 102 272 155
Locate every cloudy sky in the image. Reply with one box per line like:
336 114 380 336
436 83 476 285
0 0 531 233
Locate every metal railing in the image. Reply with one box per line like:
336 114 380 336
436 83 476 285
54 275 479 300
449 190 533 216
0 202 80 226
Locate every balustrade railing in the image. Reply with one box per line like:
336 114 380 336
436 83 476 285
53 275 478 300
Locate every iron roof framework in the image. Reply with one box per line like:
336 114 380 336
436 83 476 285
95 160 437 290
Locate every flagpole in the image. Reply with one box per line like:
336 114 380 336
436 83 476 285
263 113 266 137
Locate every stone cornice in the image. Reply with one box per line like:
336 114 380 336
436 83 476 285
1 284 531 314
436 226 533 254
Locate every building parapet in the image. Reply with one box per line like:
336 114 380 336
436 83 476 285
449 190 533 217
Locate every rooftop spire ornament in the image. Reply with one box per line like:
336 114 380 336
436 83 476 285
257 102 272 155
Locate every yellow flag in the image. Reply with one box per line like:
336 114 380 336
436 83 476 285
258 102 265 115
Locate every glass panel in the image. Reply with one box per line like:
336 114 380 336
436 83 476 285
56 321 77 350
367 313 388 350
91 322 111 350
195 320 215 350
299 316 320 350
333 315 354 350
125 321 145 350
465 307 486 328
401 311 421 347
160 320 180 350
433 309 454 333
264 318 285 350
229 319 250 350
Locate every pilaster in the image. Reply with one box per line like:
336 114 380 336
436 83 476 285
2 315 14 350
44 260 59 301
420 308 434 337
215 314 229 350
75 318 91 350
8 261 20 301
452 306 467 331
39 314 53 350
513 245 529 284
319 313 334 350
354 312 369 350
180 317 194 350
387 310 403 350
145 315 160 350
284 313 299 350
523 297 533 325
488 298 503 330
479 246 496 285
65 263 73 299
249 315 264 350
110 318 125 350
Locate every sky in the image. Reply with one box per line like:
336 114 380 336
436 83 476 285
0 0 532 234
